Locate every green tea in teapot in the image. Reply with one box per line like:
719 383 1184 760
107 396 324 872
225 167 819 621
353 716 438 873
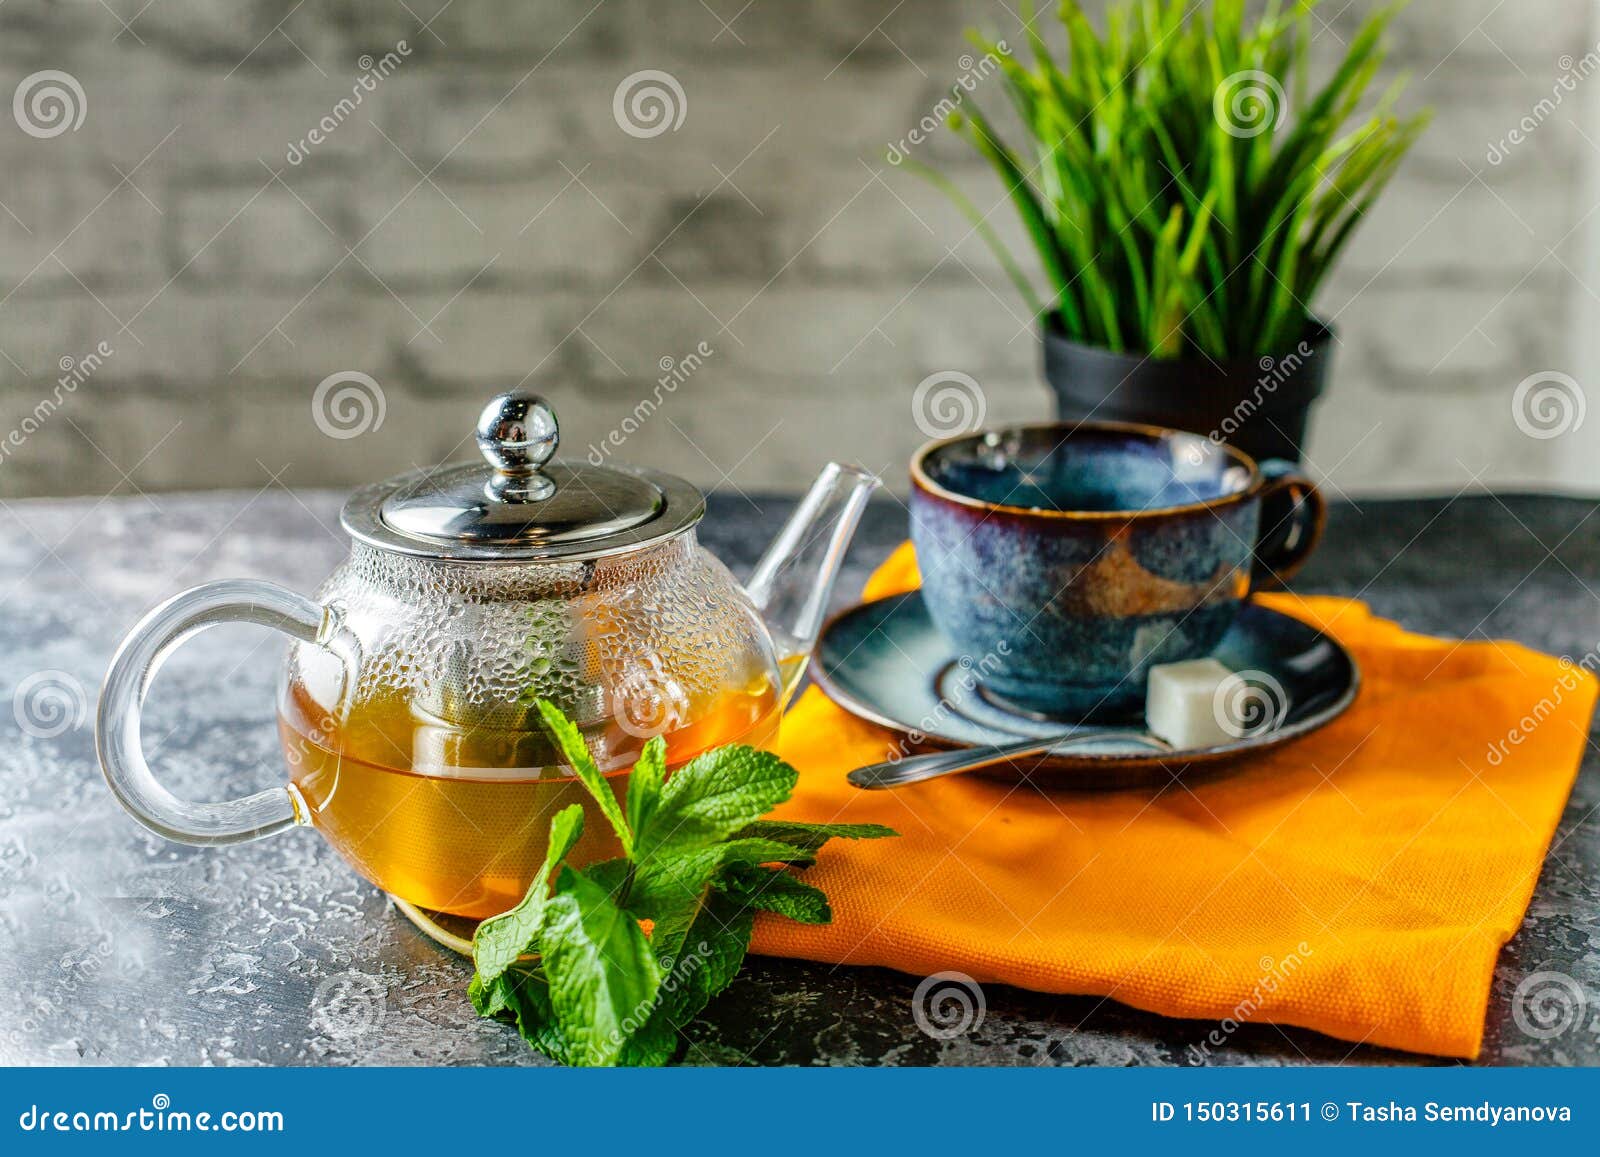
279 667 786 920
96 389 877 931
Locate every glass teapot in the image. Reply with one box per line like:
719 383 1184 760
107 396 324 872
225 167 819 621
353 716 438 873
97 392 879 919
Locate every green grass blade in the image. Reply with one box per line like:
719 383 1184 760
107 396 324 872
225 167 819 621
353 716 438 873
910 0 1425 359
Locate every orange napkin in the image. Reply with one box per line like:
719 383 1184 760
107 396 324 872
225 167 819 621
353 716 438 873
752 542 1596 1058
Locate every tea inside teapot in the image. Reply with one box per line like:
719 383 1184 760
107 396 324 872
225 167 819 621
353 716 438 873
97 390 877 922
277 537 788 919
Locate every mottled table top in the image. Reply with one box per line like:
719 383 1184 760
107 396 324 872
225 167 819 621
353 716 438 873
0 489 1595 1066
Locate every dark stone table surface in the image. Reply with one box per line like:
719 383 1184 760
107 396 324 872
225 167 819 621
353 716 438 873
1 489 1596 1066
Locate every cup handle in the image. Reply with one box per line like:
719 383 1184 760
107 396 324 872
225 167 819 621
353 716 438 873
95 579 356 846
1248 460 1326 592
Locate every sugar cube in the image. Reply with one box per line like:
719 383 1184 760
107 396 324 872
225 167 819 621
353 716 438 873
1146 657 1237 748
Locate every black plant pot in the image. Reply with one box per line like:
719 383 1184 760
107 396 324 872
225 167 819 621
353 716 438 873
1042 322 1333 464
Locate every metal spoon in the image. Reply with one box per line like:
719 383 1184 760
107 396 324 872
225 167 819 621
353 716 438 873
847 729 1173 790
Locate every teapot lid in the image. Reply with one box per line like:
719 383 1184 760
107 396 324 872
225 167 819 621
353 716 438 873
340 391 705 561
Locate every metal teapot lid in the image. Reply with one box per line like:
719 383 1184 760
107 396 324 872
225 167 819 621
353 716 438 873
340 391 705 561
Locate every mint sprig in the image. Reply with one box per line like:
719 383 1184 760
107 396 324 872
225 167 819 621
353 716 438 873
468 699 896 1066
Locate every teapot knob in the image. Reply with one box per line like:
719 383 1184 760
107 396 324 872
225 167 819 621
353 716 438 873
477 391 558 473
476 391 558 502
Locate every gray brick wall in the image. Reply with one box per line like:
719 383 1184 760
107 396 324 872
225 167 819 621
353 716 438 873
0 0 1591 500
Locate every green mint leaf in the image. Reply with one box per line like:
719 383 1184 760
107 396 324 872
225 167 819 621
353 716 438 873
485 965 592 1067
626 735 667 845
619 891 757 1061
639 745 797 859
713 835 820 866
616 1011 679 1067
541 865 663 1067
733 819 899 854
629 845 726 920
628 837 804 963
472 712 899 1068
645 916 697 977
472 803 585 985
647 891 755 1034
468 971 510 1018
534 699 633 857
577 856 632 903
715 863 833 924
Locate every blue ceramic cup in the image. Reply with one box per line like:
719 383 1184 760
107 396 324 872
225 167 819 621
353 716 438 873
910 422 1325 718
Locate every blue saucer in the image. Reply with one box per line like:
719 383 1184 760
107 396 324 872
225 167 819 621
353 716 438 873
812 591 1359 785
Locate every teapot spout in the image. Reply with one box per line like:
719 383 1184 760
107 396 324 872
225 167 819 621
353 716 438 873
745 462 880 701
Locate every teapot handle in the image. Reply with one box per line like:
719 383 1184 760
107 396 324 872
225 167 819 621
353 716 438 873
96 580 355 846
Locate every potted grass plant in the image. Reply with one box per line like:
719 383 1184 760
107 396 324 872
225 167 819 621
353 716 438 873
917 0 1429 462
